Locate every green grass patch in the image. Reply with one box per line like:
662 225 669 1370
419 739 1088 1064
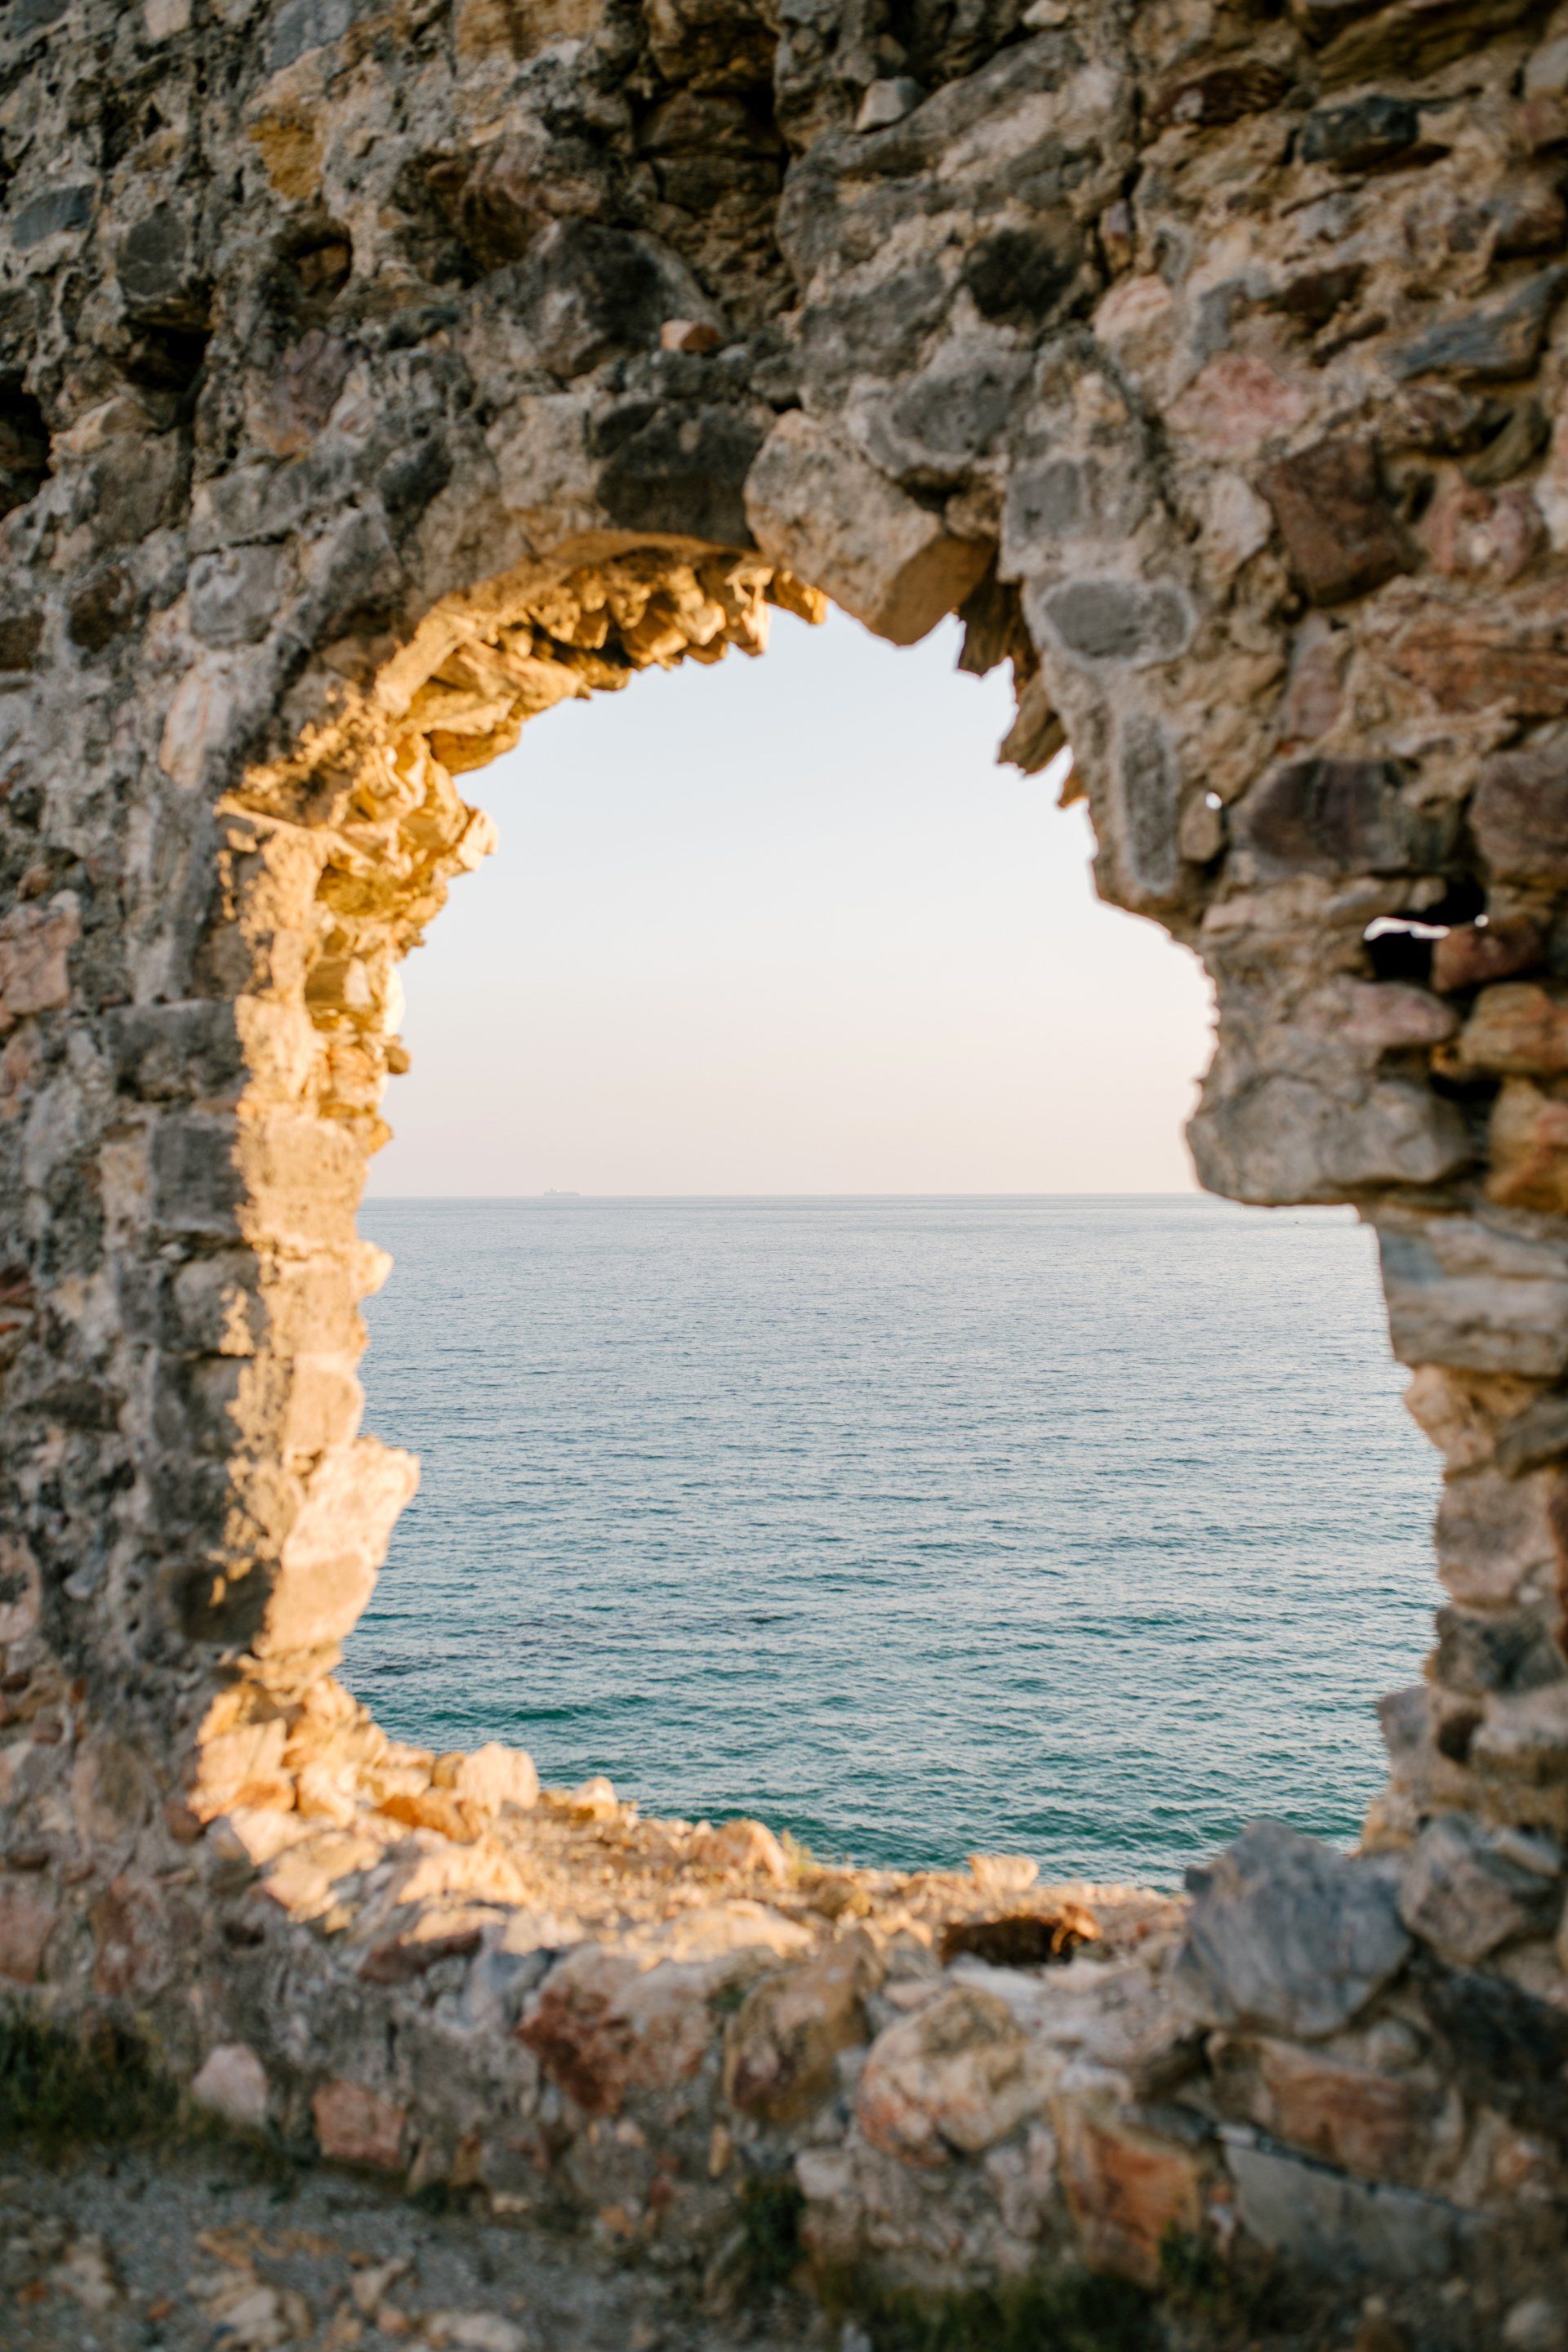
0 2007 177 2152
738 2172 806 2293
822 2266 1157 2352
0 2003 302 2191
1158 2227 1285 2335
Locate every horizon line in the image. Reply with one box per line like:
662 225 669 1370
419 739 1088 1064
359 1188 1259 1204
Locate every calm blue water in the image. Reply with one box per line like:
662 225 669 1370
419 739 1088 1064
345 1196 1437 1886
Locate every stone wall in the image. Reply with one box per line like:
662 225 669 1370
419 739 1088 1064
4 0 1568 2331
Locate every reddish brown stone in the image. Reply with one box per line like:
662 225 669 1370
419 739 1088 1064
1472 742 1568 881
1168 352 1310 457
1389 621 1568 719
0 1876 56 1983
1431 917 1544 994
312 2078 408 2171
1487 1080 1568 1216
1459 984 1568 1076
90 1878 169 2002
1258 438 1414 606
521 1949 718 2117
1209 2035 1433 2184
1054 2096 1205 2284
0 896 78 1030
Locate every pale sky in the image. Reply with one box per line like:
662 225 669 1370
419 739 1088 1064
367 607 1215 1196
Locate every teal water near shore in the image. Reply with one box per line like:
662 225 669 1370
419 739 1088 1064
345 1196 1436 1886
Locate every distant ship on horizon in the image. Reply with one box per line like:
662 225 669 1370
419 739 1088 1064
541 1189 582 1199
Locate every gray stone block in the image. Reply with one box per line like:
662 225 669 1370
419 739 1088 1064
1178 1820 1410 2038
1226 2135 1475 2278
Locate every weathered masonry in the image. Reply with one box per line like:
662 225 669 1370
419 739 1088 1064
5 0 1568 2334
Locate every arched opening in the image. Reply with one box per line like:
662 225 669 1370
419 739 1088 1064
338 599 1438 1886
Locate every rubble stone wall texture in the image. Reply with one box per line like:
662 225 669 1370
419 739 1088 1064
6 0 1568 2328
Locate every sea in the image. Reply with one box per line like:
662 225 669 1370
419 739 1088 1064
345 1195 1438 1889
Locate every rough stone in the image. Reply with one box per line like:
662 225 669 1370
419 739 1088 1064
1471 743 1568 886
856 1984 1048 2166
724 1935 875 2123
1376 1216 1568 1378
1300 96 1420 173
1432 1466 1558 1608
1225 2138 1471 2279
1178 1822 1411 2039
1189 1072 1471 1205
1397 1815 1561 1965
522 1909 808 2115
312 2080 409 2172
191 2042 271 2131
1053 2098 1205 2286
1230 760 1451 880
259 1439 421 1658
1391 270 1568 385
1471 1684 1568 1790
692 1817 790 1882
1487 1080 1568 1216
1504 2298 1568 2352
0 898 78 1028
745 413 990 647
0 1876 56 1983
855 78 924 131
1497 1392 1568 1477
1209 2035 1435 2185
1388 619 1568 721
1415 1958 1568 2138
434 1744 540 1815
1036 579 1193 668
1432 920 1545 996
1258 440 1413 606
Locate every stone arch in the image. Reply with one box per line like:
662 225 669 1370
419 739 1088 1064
4 0 1568 2317
196 538 831 1717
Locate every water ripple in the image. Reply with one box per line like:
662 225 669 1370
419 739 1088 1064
346 1196 1437 1886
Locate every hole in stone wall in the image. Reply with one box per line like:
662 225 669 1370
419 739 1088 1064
119 323 212 400
1361 893 1485 983
336 606 1438 1887
0 379 48 519
267 224 354 331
